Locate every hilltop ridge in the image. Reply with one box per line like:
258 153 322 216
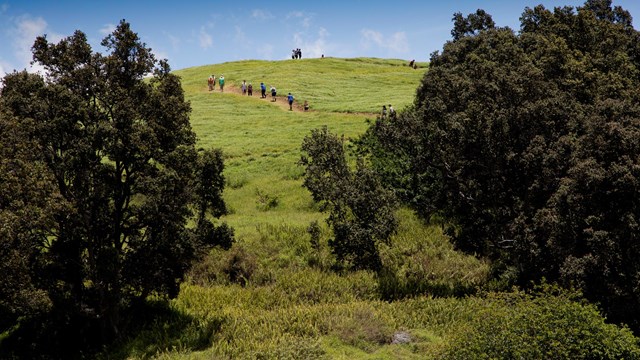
175 57 428 114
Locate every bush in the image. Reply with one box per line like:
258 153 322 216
442 286 640 359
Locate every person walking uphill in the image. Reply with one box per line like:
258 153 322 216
208 75 215 91
260 82 267 98
270 85 277 102
219 74 225 92
287 93 295 110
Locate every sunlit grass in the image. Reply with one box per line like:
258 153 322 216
176 58 420 240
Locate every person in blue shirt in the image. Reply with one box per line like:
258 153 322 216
260 82 266 98
287 93 295 110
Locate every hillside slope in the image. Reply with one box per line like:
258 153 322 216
173 57 427 240
99 58 640 359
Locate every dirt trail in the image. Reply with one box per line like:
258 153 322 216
202 84 380 117
204 84 307 113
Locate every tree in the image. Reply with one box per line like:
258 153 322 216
0 107 55 332
0 20 229 348
300 126 398 270
451 9 495 40
364 2 640 329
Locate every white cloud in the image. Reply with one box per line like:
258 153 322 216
361 29 383 49
291 27 329 59
388 32 409 53
152 48 169 62
0 61 7 78
251 9 273 21
167 33 181 50
10 15 62 74
199 27 212 49
360 29 409 54
234 25 249 46
99 23 116 36
287 11 312 29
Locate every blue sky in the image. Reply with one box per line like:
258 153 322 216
1 0 640 76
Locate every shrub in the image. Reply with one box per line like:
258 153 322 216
223 246 257 286
441 286 640 359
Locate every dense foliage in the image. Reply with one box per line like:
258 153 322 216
300 126 398 270
363 0 640 329
0 20 230 354
442 286 640 359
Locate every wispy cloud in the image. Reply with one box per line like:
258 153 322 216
1 3 9 15
251 9 273 21
0 61 7 78
292 27 330 59
287 11 312 29
360 29 409 53
10 15 62 73
166 33 180 50
234 25 249 46
99 23 116 36
199 26 212 49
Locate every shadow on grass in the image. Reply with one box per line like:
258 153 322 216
0 299 223 360
377 267 479 301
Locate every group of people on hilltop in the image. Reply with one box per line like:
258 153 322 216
207 74 309 112
381 104 396 119
291 48 302 59
207 74 225 92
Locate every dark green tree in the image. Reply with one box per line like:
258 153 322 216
0 108 55 332
451 9 495 40
0 20 229 349
364 2 640 329
300 126 398 270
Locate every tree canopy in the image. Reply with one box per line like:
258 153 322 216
0 20 230 353
363 0 640 330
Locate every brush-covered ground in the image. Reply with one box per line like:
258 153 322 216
102 58 640 359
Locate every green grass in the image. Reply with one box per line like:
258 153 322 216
100 58 640 359
176 57 427 241
180 57 427 114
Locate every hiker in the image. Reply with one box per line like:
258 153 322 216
287 93 295 110
298 48 302 59
242 80 247 95
208 75 214 91
304 100 309 111
389 104 396 119
381 105 387 119
409 59 415 67
248 83 253 96
260 82 267 98
271 85 277 102
219 74 225 92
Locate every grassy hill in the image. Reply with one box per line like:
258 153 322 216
181 57 427 241
104 58 640 359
